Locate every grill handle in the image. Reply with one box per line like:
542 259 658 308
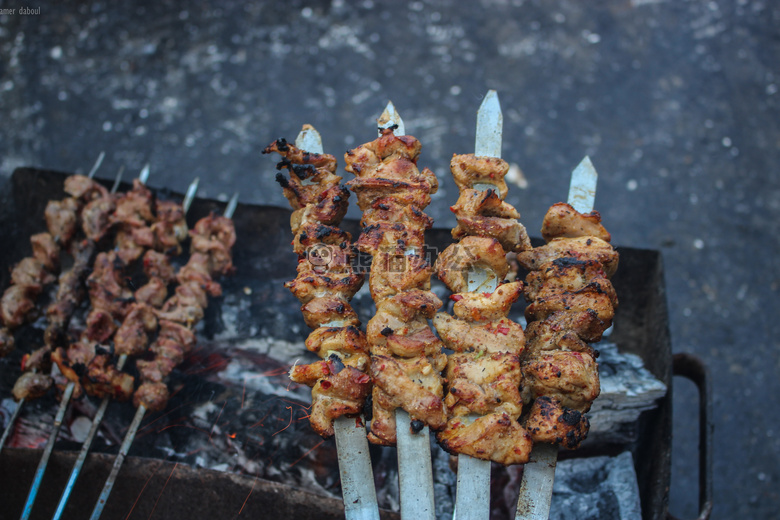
667 353 713 520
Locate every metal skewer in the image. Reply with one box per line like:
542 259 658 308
51 175 201 520
295 126 380 520
88 191 238 520
19 166 127 520
376 102 437 520
514 155 598 520
452 89 503 520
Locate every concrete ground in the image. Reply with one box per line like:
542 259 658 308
1 1 778 518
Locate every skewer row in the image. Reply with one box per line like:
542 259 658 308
0 159 239 519
264 93 620 520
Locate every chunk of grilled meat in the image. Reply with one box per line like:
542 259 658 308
541 202 611 243
12 371 52 401
45 197 80 247
519 203 618 449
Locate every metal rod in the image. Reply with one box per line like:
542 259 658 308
515 155 599 520
87 152 106 179
88 403 147 520
19 382 75 519
110 166 124 194
0 398 24 450
183 177 200 215
333 417 380 520
138 163 150 186
223 192 239 220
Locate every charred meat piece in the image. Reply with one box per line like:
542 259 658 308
30 232 60 272
44 197 80 246
12 372 52 401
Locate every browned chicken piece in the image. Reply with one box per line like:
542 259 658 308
87 251 132 319
444 352 524 417
289 184 350 234
157 319 197 351
84 309 117 343
83 353 135 401
450 281 524 323
285 244 364 304
30 232 60 272
450 154 510 199
2 284 40 329
346 178 434 213
154 282 207 326
10 257 55 287
81 195 116 242
300 295 360 329
63 174 109 201
523 350 600 410
190 214 237 275
110 179 155 228
21 345 52 373
134 277 169 308
433 236 509 294
516 236 619 277
368 251 431 301
176 253 222 297
114 228 147 264
450 188 532 253
523 396 590 449
12 372 52 401
264 138 342 210
114 303 158 356
541 202 611 243
142 250 177 282
44 197 80 245
438 412 533 464
357 200 433 254
345 128 438 212
434 314 524 355
366 290 442 354
369 353 447 444
152 199 189 254
134 381 170 411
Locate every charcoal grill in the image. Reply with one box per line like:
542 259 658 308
0 168 711 519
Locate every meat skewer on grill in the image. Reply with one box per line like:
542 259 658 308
432 91 534 520
50 178 200 520
346 103 445 520
263 126 378 520
514 157 618 519
88 195 237 520
1 155 113 451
